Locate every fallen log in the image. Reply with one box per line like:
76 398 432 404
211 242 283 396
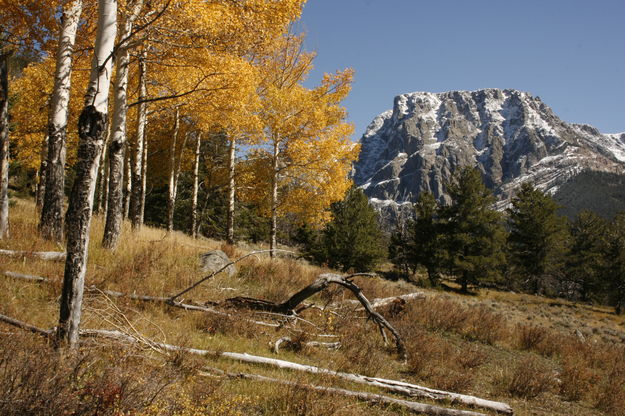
224 273 407 360
0 249 66 262
2 271 49 282
0 314 512 415
201 367 486 416
341 292 426 310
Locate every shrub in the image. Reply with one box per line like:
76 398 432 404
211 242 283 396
502 357 556 398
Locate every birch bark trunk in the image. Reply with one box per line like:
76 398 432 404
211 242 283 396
0 48 10 240
190 132 201 238
102 1 143 249
123 145 131 217
166 108 180 232
0 48 11 240
226 136 236 244
129 50 147 228
269 138 280 257
39 0 83 242
139 118 148 224
57 0 117 348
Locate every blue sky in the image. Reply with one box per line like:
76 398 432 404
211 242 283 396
299 0 625 138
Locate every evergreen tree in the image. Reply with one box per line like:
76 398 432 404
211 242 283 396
565 211 607 302
389 222 411 279
318 187 386 272
507 183 568 294
441 168 505 293
408 192 443 285
604 213 625 314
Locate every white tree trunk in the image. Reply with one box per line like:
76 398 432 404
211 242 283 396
102 0 143 249
166 108 180 232
123 145 131 217
130 50 147 228
39 0 83 241
191 132 201 238
269 138 279 257
57 0 117 348
0 49 10 240
226 136 236 244
139 115 148 224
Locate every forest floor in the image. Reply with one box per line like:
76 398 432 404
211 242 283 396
1 198 624 416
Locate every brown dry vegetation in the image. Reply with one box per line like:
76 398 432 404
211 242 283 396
1 199 625 415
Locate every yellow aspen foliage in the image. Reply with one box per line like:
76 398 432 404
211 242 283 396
11 54 91 171
240 33 358 228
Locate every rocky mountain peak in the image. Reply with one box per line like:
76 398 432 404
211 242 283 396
353 88 625 225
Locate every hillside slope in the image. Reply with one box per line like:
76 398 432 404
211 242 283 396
1 199 624 416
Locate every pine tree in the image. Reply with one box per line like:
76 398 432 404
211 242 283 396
408 192 443 285
603 213 625 314
507 182 568 294
319 187 386 272
441 168 505 293
389 224 411 279
565 211 607 302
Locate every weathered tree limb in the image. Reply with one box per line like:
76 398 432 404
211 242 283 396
224 273 407 360
0 249 66 261
2 271 49 282
341 292 426 310
168 249 297 302
0 313 53 337
272 336 341 354
201 367 487 416
0 314 512 415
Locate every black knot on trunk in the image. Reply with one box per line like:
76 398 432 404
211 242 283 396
78 105 107 141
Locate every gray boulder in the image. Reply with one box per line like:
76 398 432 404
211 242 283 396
199 250 237 277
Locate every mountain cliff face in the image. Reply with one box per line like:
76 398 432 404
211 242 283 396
353 89 625 224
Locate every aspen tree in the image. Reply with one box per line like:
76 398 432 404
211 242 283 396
57 0 117 348
102 0 144 249
39 0 84 241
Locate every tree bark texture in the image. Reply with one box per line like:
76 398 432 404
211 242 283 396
39 0 83 242
226 136 236 244
166 108 180 232
269 139 279 257
129 51 147 228
0 50 10 240
191 132 201 238
57 0 117 349
102 3 142 249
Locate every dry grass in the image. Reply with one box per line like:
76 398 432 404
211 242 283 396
2 199 625 415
